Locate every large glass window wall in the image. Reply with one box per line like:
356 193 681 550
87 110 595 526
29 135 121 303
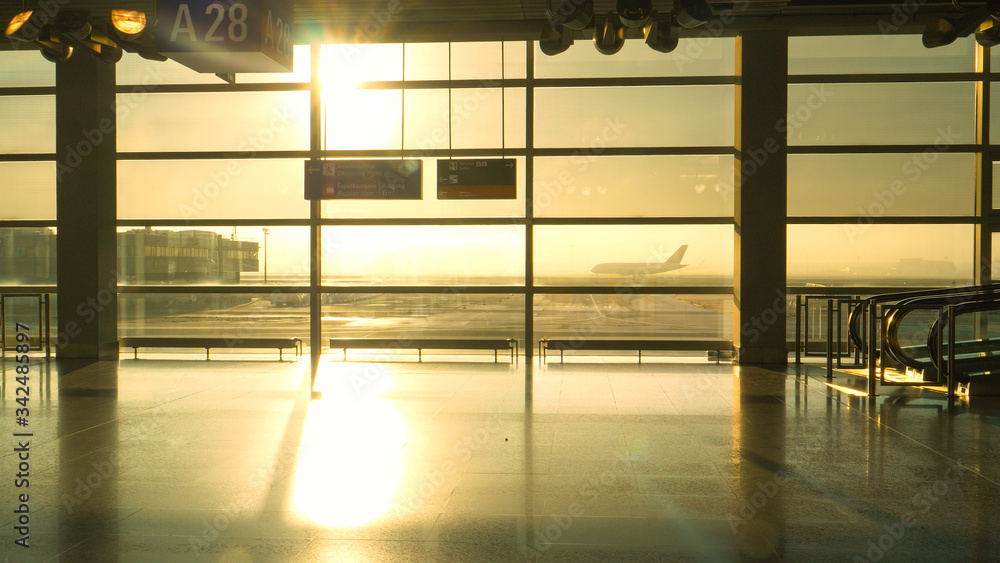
1 32 994 357
787 35 981 291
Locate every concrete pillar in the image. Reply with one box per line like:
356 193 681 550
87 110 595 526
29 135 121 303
734 31 788 364
55 55 118 359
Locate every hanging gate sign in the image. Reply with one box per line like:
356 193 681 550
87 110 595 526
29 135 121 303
437 159 517 199
304 160 423 200
158 0 294 73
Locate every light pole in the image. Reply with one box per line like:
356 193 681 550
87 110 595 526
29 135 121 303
262 228 269 284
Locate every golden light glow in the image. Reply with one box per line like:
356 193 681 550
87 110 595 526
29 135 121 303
291 384 406 527
5 11 33 39
824 382 869 397
320 45 403 151
111 10 146 36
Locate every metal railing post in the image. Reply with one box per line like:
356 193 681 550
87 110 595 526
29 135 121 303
948 304 957 399
826 299 834 379
794 295 801 364
868 301 877 397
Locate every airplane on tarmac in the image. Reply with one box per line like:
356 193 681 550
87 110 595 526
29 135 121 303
591 245 689 277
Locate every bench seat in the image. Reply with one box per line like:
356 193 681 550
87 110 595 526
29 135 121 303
539 339 733 363
119 337 302 360
329 338 518 362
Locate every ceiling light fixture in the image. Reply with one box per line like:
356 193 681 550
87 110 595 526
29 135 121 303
644 14 679 53
547 0 594 31
111 9 146 36
593 11 625 55
617 0 653 29
5 10 44 42
976 22 1000 47
540 23 574 55
52 10 122 64
923 0 1000 48
674 0 712 29
4 6 161 63
108 8 166 61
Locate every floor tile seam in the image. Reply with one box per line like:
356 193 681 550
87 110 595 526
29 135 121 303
36 375 247 449
47 537 89 562
800 372 1000 489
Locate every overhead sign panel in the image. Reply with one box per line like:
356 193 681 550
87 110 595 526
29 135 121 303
158 0 294 73
304 160 422 200
437 159 517 200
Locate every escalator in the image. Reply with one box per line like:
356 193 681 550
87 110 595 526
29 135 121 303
847 283 1000 364
926 299 1000 395
878 288 1000 395
836 284 1000 395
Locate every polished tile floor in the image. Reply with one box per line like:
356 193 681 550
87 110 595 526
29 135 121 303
1 353 999 562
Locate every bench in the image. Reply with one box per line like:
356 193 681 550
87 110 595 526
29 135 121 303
119 337 302 360
329 338 518 362
539 339 733 363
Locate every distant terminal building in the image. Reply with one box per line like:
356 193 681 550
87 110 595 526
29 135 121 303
0 227 259 284
118 228 259 284
0 227 56 284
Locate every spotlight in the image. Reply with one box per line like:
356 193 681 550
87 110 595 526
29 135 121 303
111 9 146 36
923 3 995 48
977 24 1000 47
84 26 125 64
674 0 712 29
53 10 91 39
5 11 43 42
644 15 679 54
5 6 157 63
540 23 574 56
108 10 166 61
593 11 624 55
53 11 122 64
617 0 652 29
35 29 73 63
923 16 961 47
39 44 73 63
6 11 74 62
547 0 594 31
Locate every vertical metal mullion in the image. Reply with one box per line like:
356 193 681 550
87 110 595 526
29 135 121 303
977 44 992 287
524 41 535 368
976 45 992 345
310 43 323 398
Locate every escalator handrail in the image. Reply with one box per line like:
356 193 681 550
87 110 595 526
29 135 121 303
884 292 1000 374
848 301 866 351
927 298 1000 372
849 284 1000 363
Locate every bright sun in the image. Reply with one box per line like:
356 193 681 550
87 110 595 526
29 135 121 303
320 44 403 151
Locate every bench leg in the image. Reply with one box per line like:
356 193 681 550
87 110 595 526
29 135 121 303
133 347 138 359
494 349 498 363
279 348 283 361
638 350 642 364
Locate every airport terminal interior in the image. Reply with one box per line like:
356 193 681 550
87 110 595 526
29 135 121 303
2 0 1000 560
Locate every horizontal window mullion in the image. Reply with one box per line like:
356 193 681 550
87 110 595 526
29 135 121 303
788 216 979 224
790 73 982 84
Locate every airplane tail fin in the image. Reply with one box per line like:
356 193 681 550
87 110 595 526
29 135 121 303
666 245 688 265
